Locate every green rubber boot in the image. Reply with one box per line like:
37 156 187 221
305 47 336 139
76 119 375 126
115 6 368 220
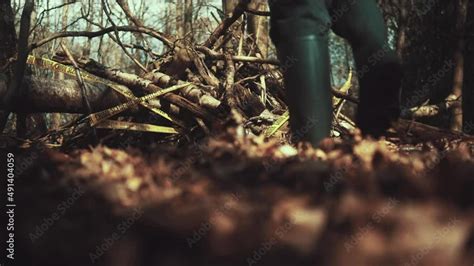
277 34 332 145
269 1 333 146
331 0 402 137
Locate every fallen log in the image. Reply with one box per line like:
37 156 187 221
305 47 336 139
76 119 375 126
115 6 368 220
401 94 461 119
0 77 128 113
54 55 216 122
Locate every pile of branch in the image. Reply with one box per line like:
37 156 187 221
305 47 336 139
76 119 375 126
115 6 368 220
0 0 357 144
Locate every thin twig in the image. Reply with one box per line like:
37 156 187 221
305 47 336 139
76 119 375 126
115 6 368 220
101 0 147 73
60 42 97 141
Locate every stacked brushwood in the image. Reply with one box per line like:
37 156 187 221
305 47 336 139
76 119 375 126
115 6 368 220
0 0 357 147
4 0 463 147
0 0 406 148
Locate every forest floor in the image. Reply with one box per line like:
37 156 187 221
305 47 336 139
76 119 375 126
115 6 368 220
8 125 474 266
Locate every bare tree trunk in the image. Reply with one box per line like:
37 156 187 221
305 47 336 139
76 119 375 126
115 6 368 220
246 0 269 58
395 0 409 62
0 0 17 69
450 0 469 131
82 0 94 58
463 1 473 134
164 4 173 43
0 0 18 132
184 0 193 41
222 0 240 52
0 0 34 137
176 0 185 38
223 0 239 16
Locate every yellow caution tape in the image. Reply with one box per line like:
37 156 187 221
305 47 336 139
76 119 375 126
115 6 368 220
264 110 289 138
26 55 175 123
27 55 107 85
88 83 190 126
333 69 353 105
107 83 175 123
95 120 178 134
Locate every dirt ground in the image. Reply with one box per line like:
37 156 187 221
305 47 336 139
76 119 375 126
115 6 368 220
8 128 474 266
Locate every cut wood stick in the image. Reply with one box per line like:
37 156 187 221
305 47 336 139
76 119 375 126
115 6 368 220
196 46 280 65
401 94 461 118
95 120 178 134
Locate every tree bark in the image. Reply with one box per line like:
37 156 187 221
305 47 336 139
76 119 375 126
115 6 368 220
463 1 474 134
246 0 269 58
184 0 193 40
395 0 409 62
1 0 34 136
450 0 469 131
223 0 239 16
0 0 17 73
0 0 18 131
0 78 128 113
176 0 185 38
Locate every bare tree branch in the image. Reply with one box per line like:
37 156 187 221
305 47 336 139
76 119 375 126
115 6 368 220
30 25 174 50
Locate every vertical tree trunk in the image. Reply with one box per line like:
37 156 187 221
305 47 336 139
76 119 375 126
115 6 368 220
184 0 193 41
246 0 269 58
164 4 173 38
395 0 409 62
0 0 17 132
82 0 94 58
222 0 240 52
463 1 474 134
0 0 17 76
2 0 34 137
450 0 469 131
222 0 239 16
176 0 185 38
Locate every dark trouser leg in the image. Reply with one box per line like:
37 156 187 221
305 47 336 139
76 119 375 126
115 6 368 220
330 0 402 137
269 0 333 146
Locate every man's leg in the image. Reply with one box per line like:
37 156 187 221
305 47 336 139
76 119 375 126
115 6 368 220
269 0 333 146
330 0 402 137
